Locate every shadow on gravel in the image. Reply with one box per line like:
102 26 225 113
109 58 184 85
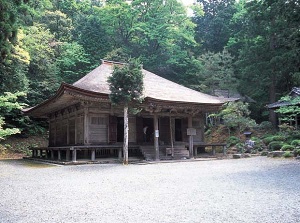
0 159 57 168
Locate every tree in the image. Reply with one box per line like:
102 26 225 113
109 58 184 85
193 49 237 94
0 92 26 140
98 0 197 80
217 101 257 137
0 29 30 94
0 0 24 61
108 59 144 165
23 24 61 105
229 0 300 124
194 0 236 53
275 96 300 126
56 42 90 83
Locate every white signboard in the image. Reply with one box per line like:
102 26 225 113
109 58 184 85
155 130 159 138
187 128 196 136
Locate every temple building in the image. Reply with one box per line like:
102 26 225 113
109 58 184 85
24 60 227 163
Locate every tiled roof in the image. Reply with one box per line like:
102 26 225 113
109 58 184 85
73 60 225 104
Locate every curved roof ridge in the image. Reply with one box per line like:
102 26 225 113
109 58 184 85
72 61 224 104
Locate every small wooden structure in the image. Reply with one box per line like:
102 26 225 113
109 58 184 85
24 60 227 162
267 87 300 128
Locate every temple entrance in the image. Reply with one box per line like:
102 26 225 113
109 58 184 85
142 118 154 143
175 119 182 141
117 117 124 142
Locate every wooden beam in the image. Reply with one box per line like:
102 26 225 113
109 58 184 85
84 106 89 144
154 114 159 161
188 116 194 159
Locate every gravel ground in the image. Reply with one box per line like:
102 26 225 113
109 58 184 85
0 157 299 223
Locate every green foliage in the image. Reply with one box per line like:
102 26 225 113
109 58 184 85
195 49 237 94
0 0 25 61
226 136 241 147
228 0 300 123
108 58 144 105
268 141 284 151
275 96 300 123
23 24 61 105
194 0 236 53
283 151 293 158
258 121 273 131
41 10 73 41
260 151 268 156
272 135 286 142
281 144 295 152
56 42 90 83
293 149 300 157
291 140 300 147
263 136 275 146
217 101 257 135
0 92 26 140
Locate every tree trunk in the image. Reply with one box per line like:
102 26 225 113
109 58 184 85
123 105 129 165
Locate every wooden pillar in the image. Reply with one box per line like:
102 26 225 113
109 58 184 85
54 116 57 146
39 149 43 158
223 145 226 155
212 146 216 156
154 114 159 161
75 110 77 144
194 147 198 157
84 106 89 145
118 147 122 160
72 147 77 162
66 149 70 161
58 150 61 160
67 113 70 145
91 149 95 161
199 113 205 142
45 150 48 159
188 116 194 159
51 150 54 159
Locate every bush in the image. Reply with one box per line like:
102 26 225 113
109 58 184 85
291 140 300 147
281 144 295 151
227 136 241 147
272 135 286 141
263 136 275 145
268 141 284 151
283 151 293 158
258 121 273 130
260 151 268 156
293 149 300 157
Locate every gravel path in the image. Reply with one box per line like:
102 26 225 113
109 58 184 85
0 157 299 223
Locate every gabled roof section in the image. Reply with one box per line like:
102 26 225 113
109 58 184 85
23 83 109 117
73 60 225 105
267 87 300 109
24 60 227 117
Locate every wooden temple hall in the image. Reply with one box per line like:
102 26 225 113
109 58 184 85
24 60 227 163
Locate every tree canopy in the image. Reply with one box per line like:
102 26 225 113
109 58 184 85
1 0 300 133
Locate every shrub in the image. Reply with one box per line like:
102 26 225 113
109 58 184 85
258 121 273 130
291 140 300 147
260 151 268 156
268 141 284 151
283 151 293 158
272 135 286 141
263 136 275 145
281 144 295 151
293 149 300 157
227 136 241 147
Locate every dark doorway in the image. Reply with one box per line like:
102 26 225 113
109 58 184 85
142 118 154 143
175 119 182 141
117 117 124 142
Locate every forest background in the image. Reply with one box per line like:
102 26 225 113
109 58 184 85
0 0 300 138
